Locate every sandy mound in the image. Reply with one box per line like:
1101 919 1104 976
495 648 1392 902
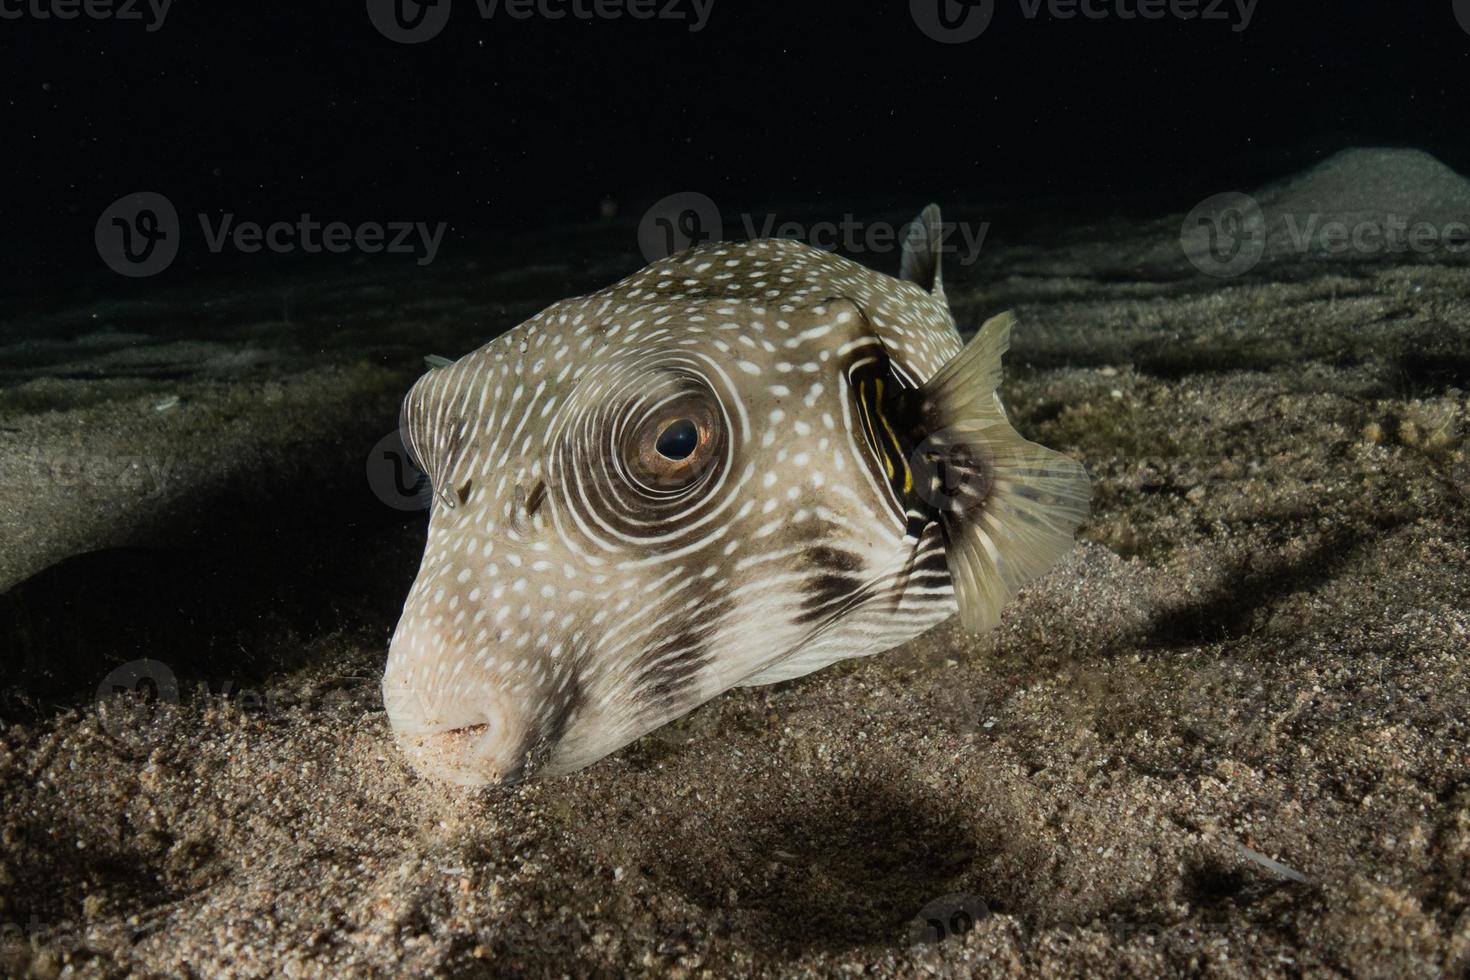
1257 147 1470 227
1079 148 1470 279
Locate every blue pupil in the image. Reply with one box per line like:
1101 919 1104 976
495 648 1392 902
656 419 699 460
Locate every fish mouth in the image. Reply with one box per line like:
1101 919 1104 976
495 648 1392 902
393 723 525 787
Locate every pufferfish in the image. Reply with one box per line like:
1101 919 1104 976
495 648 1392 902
383 205 1090 786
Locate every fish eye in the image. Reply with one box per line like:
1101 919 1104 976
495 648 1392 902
626 393 722 493
655 418 699 460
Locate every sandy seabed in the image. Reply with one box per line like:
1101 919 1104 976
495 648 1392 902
1 149 1469 977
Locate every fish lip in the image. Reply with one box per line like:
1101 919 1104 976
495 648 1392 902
393 722 525 787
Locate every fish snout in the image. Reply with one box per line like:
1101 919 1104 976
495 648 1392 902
392 723 526 787
381 667 530 787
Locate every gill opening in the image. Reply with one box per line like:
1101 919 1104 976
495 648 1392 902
854 373 917 508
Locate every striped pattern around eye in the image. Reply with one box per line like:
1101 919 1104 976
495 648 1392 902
545 347 757 564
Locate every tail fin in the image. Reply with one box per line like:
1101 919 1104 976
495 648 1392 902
918 312 1091 633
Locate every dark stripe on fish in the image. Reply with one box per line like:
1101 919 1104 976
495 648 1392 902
512 671 586 781
795 572 866 624
631 598 732 712
803 545 865 575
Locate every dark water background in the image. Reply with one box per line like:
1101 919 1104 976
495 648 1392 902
2 1 1467 304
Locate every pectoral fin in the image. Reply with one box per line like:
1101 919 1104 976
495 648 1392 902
918 312 1091 633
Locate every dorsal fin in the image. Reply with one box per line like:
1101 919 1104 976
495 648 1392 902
900 203 946 302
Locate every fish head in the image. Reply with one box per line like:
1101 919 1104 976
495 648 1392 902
382 269 949 786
